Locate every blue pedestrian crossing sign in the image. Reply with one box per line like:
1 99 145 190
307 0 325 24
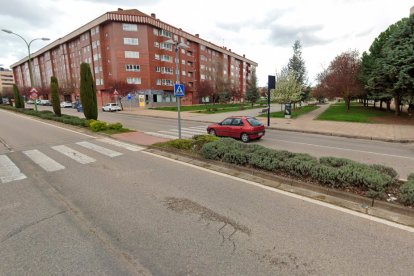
174 84 185 97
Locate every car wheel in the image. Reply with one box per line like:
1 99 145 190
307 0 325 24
241 133 250 143
208 129 216 136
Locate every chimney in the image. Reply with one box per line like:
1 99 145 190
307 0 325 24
151 13 156 18
195 34 199 37
243 54 245 58
229 49 231 52
118 8 123 11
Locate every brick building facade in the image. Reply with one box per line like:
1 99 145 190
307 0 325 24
10 9 257 107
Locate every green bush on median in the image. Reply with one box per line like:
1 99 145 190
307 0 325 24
200 138 398 200
400 174 414 205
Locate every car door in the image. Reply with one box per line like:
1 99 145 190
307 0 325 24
230 118 244 138
218 118 233 136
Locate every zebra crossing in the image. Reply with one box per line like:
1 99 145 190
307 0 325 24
144 125 208 139
0 139 144 184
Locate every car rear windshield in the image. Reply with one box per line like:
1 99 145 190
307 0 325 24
246 118 262 126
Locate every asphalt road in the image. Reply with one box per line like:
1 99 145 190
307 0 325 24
1 108 414 275
50 106 414 179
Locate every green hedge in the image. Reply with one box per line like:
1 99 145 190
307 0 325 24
400 173 414 205
200 138 400 200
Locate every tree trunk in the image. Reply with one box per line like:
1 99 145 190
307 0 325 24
386 100 391 112
345 97 351 111
373 101 376 108
379 100 383 110
394 95 400 116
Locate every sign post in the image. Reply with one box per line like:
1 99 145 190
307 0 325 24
127 93 132 111
30 87 39 111
174 83 185 139
267 75 275 127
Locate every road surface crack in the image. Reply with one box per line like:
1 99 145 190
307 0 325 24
164 197 251 253
1 210 66 243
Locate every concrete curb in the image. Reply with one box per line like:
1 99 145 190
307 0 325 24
144 147 414 227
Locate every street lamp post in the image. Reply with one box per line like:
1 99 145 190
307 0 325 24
164 39 189 139
2 29 50 111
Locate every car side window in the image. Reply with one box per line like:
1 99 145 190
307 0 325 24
222 118 233 125
231 119 243 126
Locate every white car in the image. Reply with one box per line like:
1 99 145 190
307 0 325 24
60 101 72 108
102 103 122 112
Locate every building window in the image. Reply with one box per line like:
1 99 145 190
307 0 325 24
122 23 138 31
200 45 206 51
153 28 159 36
155 54 160 60
156 79 161 85
160 55 172 62
181 60 185 65
162 79 173 86
127 77 141 84
125 64 140 72
154 42 159 48
201 74 206 80
160 42 172 50
155 66 161 72
182 70 186 76
161 67 173 74
124 38 139 45
160 29 172 38
125 51 139 58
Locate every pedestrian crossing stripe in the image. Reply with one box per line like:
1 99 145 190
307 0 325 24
0 155 27 184
52 145 96 164
76 141 123 157
23 149 65 172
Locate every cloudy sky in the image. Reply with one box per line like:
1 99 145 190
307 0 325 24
0 0 412 86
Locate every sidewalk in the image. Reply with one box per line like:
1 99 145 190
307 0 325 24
119 103 414 143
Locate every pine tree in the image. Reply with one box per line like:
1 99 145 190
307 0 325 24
287 40 308 101
80 63 98 120
245 68 259 106
50 76 61 116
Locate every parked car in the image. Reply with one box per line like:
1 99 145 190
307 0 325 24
102 103 122 112
60 101 72 108
39 99 51 106
26 100 35 104
2 98 10 104
76 103 83 112
207 116 265 143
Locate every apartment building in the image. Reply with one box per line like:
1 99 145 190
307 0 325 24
0 67 15 94
10 8 257 107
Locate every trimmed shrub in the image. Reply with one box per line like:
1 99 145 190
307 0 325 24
89 120 107 132
223 149 249 165
310 165 339 187
370 164 398 179
400 175 414 205
12 85 22 108
320 157 354 168
284 156 318 178
165 139 193 150
50 76 61 116
192 134 219 151
108 122 123 130
80 62 98 120
201 138 240 160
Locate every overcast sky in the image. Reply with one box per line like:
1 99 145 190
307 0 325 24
0 0 412 86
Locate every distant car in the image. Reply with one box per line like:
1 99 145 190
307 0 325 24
207 116 265 143
39 99 51 106
60 101 72 108
2 98 10 104
26 100 35 104
76 103 83 112
102 103 122 112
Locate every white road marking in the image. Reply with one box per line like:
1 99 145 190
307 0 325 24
142 151 414 234
187 126 209 130
76 141 123 157
158 131 193 138
52 145 95 164
0 155 27 183
181 128 207 134
144 132 177 139
270 137 414 161
165 129 203 136
97 138 144 152
23 149 65 172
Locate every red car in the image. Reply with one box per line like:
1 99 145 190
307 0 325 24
207 116 265 142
